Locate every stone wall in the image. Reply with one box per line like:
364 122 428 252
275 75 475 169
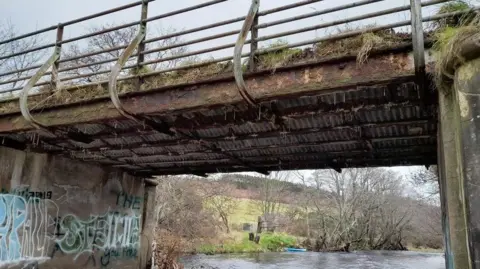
0 146 155 269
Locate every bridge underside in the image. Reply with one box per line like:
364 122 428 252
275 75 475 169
0 48 438 176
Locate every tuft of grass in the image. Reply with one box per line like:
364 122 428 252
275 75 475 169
438 0 470 14
432 1 479 92
315 27 404 65
357 32 385 65
258 39 303 71
436 0 476 28
128 65 152 76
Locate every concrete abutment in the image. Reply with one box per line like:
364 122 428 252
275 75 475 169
0 146 156 269
438 34 480 269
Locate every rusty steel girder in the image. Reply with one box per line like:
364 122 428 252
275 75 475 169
0 50 417 134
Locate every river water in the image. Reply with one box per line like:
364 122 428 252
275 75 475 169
182 251 445 269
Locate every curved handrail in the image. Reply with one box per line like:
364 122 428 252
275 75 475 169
233 0 259 107
108 27 146 121
19 46 61 130
107 23 175 137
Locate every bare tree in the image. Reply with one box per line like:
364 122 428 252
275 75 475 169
255 171 294 232
411 166 439 196
259 171 292 216
309 168 411 250
60 24 188 84
198 180 238 234
0 21 47 93
155 176 217 240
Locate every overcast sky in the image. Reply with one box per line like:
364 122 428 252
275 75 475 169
1 0 456 57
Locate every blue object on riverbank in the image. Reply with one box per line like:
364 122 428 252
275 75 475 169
285 248 307 252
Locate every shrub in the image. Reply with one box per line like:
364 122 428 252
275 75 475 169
259 232 297 251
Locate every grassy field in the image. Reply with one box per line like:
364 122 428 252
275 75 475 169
210 197 297 227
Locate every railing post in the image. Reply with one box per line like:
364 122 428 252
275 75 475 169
249 0 260 72
233 0 260 107
136 0 149 91
51 24 64 92
409 0 425 89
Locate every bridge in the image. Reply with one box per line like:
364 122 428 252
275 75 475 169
0 0 479 269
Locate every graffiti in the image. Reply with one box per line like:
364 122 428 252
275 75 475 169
0 194 26 261
1 186 142 268
100 247 138 267
0 194 58 264
1 186 53 201
55 212 141 260
116 192 142 210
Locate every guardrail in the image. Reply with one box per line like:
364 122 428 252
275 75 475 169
0 0 477 97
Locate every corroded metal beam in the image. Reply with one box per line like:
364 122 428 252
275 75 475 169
0 52 419 134
124 155 437 176
63 134 434 160
42 119 434 153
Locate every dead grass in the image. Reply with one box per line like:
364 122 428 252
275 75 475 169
432 1 480 92
435 0 475 28
257 39 303 71
0 23 445 114
153 229 185 269
315 27 406 65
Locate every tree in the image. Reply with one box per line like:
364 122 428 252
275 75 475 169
411 166 439 196
198 180 238 234
60 24 188 84
0 21 47 93
308 168 411 250
154 176 217 240
254 171 295 233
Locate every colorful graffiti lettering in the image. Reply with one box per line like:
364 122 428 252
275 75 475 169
1 186 142 268
55 212 141 260
0 194 58 264
0 194 26 261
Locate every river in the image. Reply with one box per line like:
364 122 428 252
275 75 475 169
181 251 445 269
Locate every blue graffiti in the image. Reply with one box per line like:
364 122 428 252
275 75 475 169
0 194 27 262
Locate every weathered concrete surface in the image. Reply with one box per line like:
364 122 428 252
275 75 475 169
456 56 480 269
0 51 418 134
439 89 471 269
0 146 155 269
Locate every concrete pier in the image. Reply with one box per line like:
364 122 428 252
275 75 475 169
0 146 156 269
438 33 480 269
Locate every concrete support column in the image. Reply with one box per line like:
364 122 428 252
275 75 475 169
439 89 471 269
456 56 480 268
438 33 480 269
139 180 157 269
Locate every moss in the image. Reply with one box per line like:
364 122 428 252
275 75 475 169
258 39 303 71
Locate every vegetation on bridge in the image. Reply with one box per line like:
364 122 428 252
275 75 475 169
433 0 480 92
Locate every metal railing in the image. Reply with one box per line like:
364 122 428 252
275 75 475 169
0 0 477 97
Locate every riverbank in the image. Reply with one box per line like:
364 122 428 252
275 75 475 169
196 232 298 255
194 232 443 255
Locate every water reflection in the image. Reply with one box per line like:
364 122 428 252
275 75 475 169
182 251 445 269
